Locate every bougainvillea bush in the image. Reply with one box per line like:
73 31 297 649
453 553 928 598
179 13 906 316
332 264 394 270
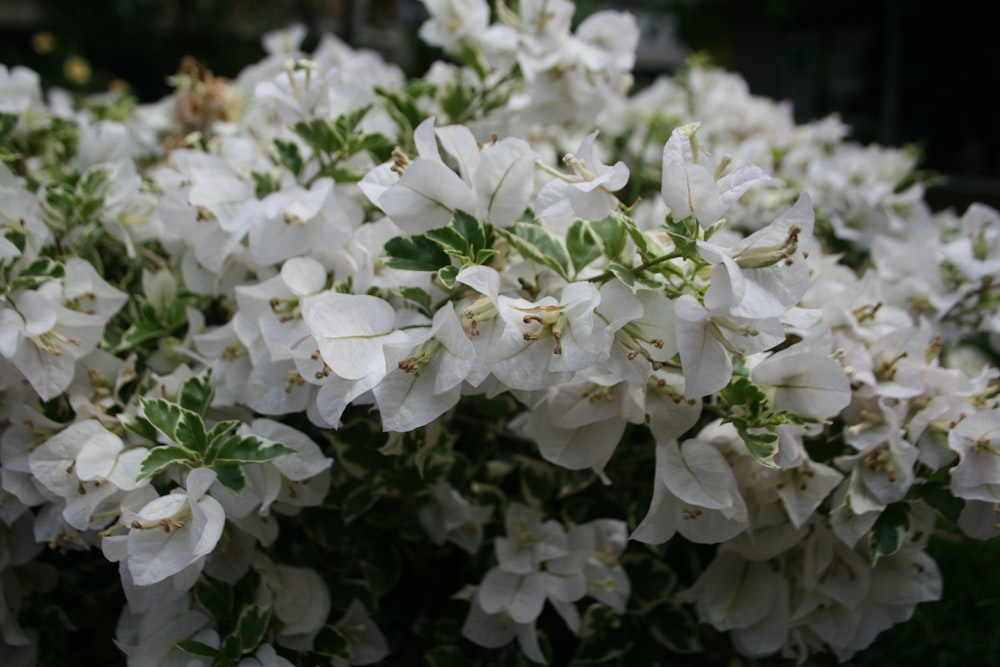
2 1 999 665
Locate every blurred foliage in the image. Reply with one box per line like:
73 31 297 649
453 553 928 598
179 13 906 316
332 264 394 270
2 0 348 100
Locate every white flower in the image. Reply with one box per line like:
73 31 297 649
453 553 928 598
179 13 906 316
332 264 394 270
119 468 226 587
461 596 546 664
417 482 494 554
660 122 770 228
255 555 331 650
632 436 749 545
419 0 491 53
948 409 1000 502
330 600 389 667
304 291 422 382
535 130 629 222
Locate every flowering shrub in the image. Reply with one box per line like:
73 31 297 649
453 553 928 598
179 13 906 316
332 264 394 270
2 1 999 665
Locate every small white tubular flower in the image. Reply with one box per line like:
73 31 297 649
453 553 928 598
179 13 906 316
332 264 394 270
535 130 629 222
681 549 790 658
120 468 225 587
566 519 630 612
510 379 642 475
234 256 325 365
660 122 770 228
948 409 1000 502
418 0 491 53
645 369 703 444
473 135 538 228
62 257 129 319
773 458 843 529
253 61 340 125
461 597 545 664
237 644 295 667
330 600 389 667
251 177 352 267
574 10 639 72
699 193 815 320
957 500 1000 540
27 419 106 499
4 283 106 401
941 202 1000 282
495 502 569 574
373 304 476 432
304 292 418 382
632 437 749 545
751 344 851 420
417 481 494 554
674 294 784 399
255 555 331 650
491 281 611 390
363 118 538 232
361 119 478 234
75 426 148 492
113 593 213 667
249 418 332 510
477 568 549 625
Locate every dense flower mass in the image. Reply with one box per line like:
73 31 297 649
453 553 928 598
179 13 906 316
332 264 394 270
1 1 998 665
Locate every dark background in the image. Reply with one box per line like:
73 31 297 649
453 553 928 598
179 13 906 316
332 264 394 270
1 0 997 210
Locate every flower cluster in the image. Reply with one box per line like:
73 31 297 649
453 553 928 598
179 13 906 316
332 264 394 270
1 1 998 665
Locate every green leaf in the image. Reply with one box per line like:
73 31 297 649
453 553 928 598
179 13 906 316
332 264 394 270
251 170 282 199
120 414 160 443
341 483 380 524
869 502 910 564
274 138 303 177
590 215 628 260
136 445 195 483
574 605 635 664
914 481 964 523
194 574 234 621
210 434 295 465
424 645 469 667
358 132 395 163
499 222 570 279
139 397 206 453
314 624 354 660
174 640 221 658
425 226 469 258
438 265 459 289
2 228 26 256
360 542 401 596
662 214 702 261
294 118 342 155
375 85 430 144
439 80 476 124
566 219 602 274
606 261 636 288
475 248 498 265
621 552 679 613
735 424 779 468
213 464 246 492
10 256 64 290
720 377 769 420
206 419 241 449
233 604 271 654
397 286 433 312
384 234 451 272
646 602 702 654
453 209 487 252
0 112 17 140
179 369 215 416
111 320 171 353
519 458 558 510
620 215 654 260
